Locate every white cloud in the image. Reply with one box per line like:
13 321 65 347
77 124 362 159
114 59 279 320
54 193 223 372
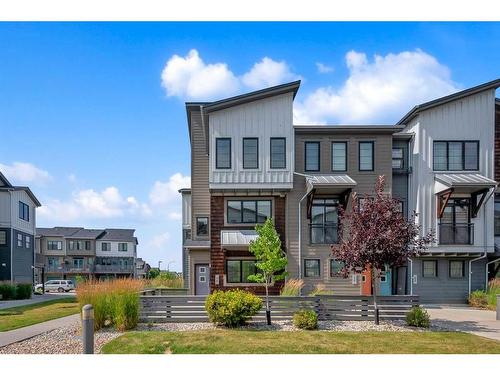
161 49 239 100
149 173 191 206
242 57 300 90
147 232 171 250
315 62 334 74
168 212 182 220
295 49 460 124
0 162 52 185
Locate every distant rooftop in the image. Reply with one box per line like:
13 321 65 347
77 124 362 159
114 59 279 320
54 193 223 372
37 226 137 243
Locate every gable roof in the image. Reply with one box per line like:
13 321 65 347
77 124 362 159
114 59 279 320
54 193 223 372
0 171 41 207
397 78 500 125
98 228 138 244
0 171 13 187
36 227 83 237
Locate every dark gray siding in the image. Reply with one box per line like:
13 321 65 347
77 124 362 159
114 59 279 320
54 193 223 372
392 139 409 217
12 229 34 284
0 228 11 281
410 257 487 303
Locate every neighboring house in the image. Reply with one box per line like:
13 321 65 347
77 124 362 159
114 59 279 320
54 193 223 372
179 79 500 303
35 226 139 283
136 257 151 279
0 171 41 284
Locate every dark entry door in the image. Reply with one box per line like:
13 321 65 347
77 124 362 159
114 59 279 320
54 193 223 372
195 264 210 295
396 266 407 295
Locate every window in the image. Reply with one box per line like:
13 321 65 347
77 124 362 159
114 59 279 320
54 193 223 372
101 242 111 251
243 138 258 169
270 138 286 169
423 260 437 277
118 243 128 252
304 259 320 277
196 217 209 236
330 259 344 277
216 138 231 169
227 200 271 224
433 141 479 171
18 201 29 221
359 142 374 171
47 241 62 250
0 231 6 245
439 198 472 245
331 142 347 171
73 258 84 269
226 259 259 283
69 240 91 251
85 241 91 250
17 233 22 247
25 235 30 249
310 198 339 244
449 260 465 278
305 142 320 171
495 195 500 236
392 148 404 169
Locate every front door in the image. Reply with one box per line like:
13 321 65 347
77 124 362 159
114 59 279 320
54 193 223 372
195 264 210 295
395 266 407 295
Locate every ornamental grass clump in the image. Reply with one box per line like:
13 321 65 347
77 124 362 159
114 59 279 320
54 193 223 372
280 279 304 296
468 290 489 309
405 306 430 328
293 309 318 330
205 290 263 327
76 279 143 331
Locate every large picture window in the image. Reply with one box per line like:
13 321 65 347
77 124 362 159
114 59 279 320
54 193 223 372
47 241 62 250
216 138 231 169
433 141 479 171
270 138 286 169
305 142 320 172
331 142 347 171
243 138 258 169
439 198 472 245
310 198 339 244
359 141 374 171
227 200 271 224
226 259 259 283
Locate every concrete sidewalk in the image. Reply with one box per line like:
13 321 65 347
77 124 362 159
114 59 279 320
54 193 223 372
0 293 75 310
427 306 500 341
0 314 80 348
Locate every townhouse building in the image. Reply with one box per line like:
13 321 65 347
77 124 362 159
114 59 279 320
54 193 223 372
35 226 138 283
180 79 500 303
0 172 41 284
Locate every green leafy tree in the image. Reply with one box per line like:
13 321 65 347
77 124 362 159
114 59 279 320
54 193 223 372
248 218 288 325
147 268 160 279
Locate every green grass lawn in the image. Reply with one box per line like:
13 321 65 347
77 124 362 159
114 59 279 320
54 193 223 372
0 298 79 331
101 330 500 354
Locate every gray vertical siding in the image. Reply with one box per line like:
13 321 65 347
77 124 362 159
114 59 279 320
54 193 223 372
12 229 34 284
391 139 409 217
0 228 11 281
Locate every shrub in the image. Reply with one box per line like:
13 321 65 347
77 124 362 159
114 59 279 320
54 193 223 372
293 309 318 330
145 271 184 289
406 306 430 328
469 290 489 309
205 290 262 327
76 279 143 331
280 279 304 296
0 283 17 300
16 284 32 300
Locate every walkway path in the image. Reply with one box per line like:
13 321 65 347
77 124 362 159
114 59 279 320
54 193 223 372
0 314 80 347
0 292 75 310
426 305 500 341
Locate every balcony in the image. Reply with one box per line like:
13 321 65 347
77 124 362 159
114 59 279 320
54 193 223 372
309 224 339 245
94 264 134 273
45 265 93 273
439 223 474 245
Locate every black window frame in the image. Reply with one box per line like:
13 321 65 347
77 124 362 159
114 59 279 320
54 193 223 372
18 201 29 221
0 230 6 245
226 200 272 224
196 217 209 237
242 137 259 169
433 140 479 171
309 198 340 244
270 137 286 169
331 141 348 172
359 141 374 171
330 259 345 277
304 259 321 278
118 242 128 252
225 259 259 283
449 260 465 279
215 137 232 170
422 260 438 278
47 240 62 251
392 147 404 169
304 141 320 172
101 242 111 251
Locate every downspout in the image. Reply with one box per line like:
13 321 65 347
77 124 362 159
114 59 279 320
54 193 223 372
486 258 500 290
294 172 312 295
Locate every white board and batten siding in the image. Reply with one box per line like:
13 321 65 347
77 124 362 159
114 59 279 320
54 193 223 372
208 93 294 190
95 240 137 257
403 89 497 253
0 190 36 235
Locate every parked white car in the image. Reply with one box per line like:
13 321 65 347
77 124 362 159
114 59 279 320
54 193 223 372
35 280 75 293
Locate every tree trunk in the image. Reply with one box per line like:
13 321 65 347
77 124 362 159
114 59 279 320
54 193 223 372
265 278 271 325
372 267 380 325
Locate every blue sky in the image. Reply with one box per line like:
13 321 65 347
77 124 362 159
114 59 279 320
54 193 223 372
0 22 499 271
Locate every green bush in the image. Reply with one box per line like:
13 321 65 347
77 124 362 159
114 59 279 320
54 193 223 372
16 284 32 299
205 290 263 327
0 283 17 300
406 306 430 328
112 292 139 331
469 290 489 308
293 309 318 330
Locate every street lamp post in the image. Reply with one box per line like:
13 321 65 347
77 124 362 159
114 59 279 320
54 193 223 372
158 260 162 272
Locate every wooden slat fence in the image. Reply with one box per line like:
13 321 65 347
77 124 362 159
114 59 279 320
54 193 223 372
139 294 419 323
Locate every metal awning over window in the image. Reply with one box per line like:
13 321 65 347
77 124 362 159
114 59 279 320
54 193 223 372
305 175 357 219
221 230 258 248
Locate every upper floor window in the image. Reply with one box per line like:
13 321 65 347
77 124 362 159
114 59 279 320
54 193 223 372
270 138 286 169
196 217 209 236
439 198 472 245
305 142 320 172
118 243 128 252
359 142 374 171
101 242 111 251
331 142 347 171
227 200 271 224
0 230 6 245
216 138 231 169
433 141 479 171
47 241 63 250
19 201 29 221
310 198 339 244
242 138 258 169
392 148 404 169
69 240 91 251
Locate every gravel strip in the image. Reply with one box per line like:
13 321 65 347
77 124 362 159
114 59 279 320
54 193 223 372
0 323 122 354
